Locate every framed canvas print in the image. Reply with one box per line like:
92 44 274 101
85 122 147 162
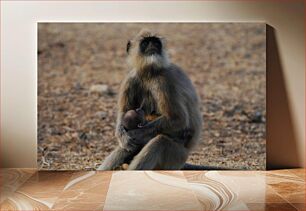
38 23 266 170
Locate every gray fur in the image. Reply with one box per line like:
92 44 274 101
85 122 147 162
98 30 202 170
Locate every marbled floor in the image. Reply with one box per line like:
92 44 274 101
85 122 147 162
0 169 304 210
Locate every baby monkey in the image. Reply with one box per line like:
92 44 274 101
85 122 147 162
120 107 159 169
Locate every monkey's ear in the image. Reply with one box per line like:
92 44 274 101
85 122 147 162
126 40 131 54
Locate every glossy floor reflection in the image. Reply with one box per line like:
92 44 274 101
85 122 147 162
0 169 304 210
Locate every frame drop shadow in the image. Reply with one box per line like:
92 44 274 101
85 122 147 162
266 25 299 169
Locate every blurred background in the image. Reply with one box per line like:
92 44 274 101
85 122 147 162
38 23 266 170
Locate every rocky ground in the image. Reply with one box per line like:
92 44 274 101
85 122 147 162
38 23 266 170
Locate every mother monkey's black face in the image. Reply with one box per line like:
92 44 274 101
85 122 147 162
126 30 170 70
139 36 163 56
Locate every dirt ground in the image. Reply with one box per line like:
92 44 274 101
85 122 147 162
38 23 266 170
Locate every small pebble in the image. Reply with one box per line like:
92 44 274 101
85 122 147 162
90 84 112 95
96 111 108 119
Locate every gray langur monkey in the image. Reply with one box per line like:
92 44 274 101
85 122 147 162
98 29 203 170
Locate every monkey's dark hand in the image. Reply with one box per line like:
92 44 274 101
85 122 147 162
140 116 164 131
126 125 157 146
179 128 194 147
180 128 193 141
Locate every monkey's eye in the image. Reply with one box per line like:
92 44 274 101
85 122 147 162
140 39 149 49
154 40 162 49
126 40 131 53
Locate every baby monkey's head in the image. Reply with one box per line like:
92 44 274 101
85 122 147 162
122 109 146 130
126 29 170 71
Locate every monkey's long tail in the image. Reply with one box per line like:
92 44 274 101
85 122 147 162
182 163 241 170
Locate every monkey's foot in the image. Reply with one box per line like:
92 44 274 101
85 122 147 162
122 163 129 170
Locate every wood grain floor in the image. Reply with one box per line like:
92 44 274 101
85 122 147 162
0 169 304 210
